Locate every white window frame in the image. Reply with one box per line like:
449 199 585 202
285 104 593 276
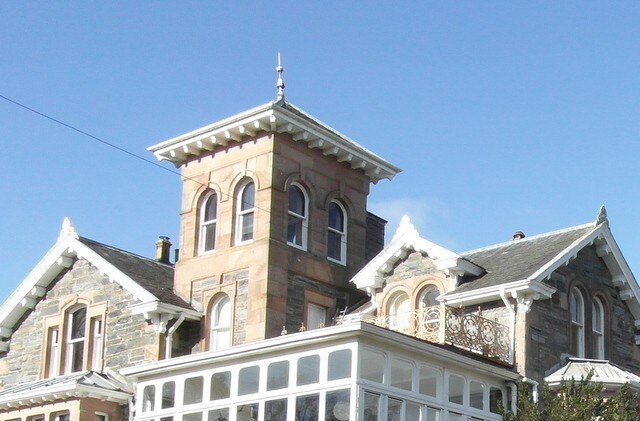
210 295 232 351
66 307 87 374
569 287 585 358
235 181 256 245
306 303 327 330
91 317 103 370
199 191 218 254
47 327 60 377
287 183 309 250
327 201 347 265
592 297 605 359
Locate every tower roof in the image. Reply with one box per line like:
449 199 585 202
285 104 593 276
148 100 401 183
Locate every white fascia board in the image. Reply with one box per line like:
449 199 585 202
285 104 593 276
442 279 556 306
128 301 201 320
0 382 131 407
147 101 401 182
0 238 74 331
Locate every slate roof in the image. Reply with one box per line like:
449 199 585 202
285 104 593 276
79 237 193 310
448 224 595 294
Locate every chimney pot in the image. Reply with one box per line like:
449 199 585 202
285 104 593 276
513 231 525 240
155 236 172 264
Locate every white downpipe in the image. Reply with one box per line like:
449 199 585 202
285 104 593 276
165 313 186 359
500 289 516 365
508 381 518 414
523 377 539 402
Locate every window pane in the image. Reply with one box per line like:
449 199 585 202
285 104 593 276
207 408 229 421
307 303 327 330
71 341 84 372
325 389 350 421
241 182 255 210
363 392 379 421
406 402 421 420
426 407 441 421
182 413 202 421
288 215 303 245
238 366 260 395
327 231 342 261
448 374 464 405
328 349 351 380
265 398 287 421
71 308 86 339
210 371 231 400
203 223 216 251
391 358 413 390
297 355 320 386
419 365 440 397
267 360 289 391
184 376 204 405
204 194 217 221
469 381 484 410
142 385 155 412
387 398 402 421
296 394 319 421
241 213 254 242
328 203 344 230
490 387 503 414
162 381 176 409
361 349 384 383
449 413 463 421
237 403 258 421
289 186 305 215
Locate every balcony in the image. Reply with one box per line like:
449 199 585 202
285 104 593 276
337 305 512 365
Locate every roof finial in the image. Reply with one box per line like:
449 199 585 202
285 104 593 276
596 205 608 226
276 52 285 101
59 217 79 240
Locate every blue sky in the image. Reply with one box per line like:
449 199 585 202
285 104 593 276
1 3 638 305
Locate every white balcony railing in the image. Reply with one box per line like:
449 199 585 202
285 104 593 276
337 305 511 365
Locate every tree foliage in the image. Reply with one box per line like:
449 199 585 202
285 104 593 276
502 377 640 421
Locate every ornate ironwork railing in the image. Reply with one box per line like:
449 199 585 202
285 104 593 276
339 305 511 364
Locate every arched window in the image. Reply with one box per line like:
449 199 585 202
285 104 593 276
210 295 232 351
569 288 585 357
592 297 605 359
199 192 218 253
327 201 346 264
287 184 308 250
66 306 87 373
388 292 411 333
419 286 440 308
236 181 255 244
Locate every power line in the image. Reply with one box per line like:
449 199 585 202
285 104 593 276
0 94 353 247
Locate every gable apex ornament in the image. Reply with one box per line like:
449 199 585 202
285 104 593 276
59 217 79 240
392 215 417 242
596 205 608 226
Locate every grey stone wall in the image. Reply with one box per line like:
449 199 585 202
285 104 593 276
365 212 386 262
233 278 248 346
385 252 437 286
526 245 640 383
0 259 160 388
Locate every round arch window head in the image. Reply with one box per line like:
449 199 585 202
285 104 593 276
235 181 256 245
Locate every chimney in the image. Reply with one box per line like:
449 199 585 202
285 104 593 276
513 231 525 240
155 236 172 264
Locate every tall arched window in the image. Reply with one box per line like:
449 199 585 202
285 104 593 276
199 192 218 253
287 184 308 250
419 286 440 308
592 297 605 359
210 295 232 351
236 181 255 244
66 306 87 373
327 201 346 264
569 288 585 357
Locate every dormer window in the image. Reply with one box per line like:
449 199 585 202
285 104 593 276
287 184 308 250
199 192 218 254
236 181 255 244
66 307 87 373
327 201 346 264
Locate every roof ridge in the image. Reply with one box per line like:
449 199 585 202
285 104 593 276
79 236 173 268
461 222 595 255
